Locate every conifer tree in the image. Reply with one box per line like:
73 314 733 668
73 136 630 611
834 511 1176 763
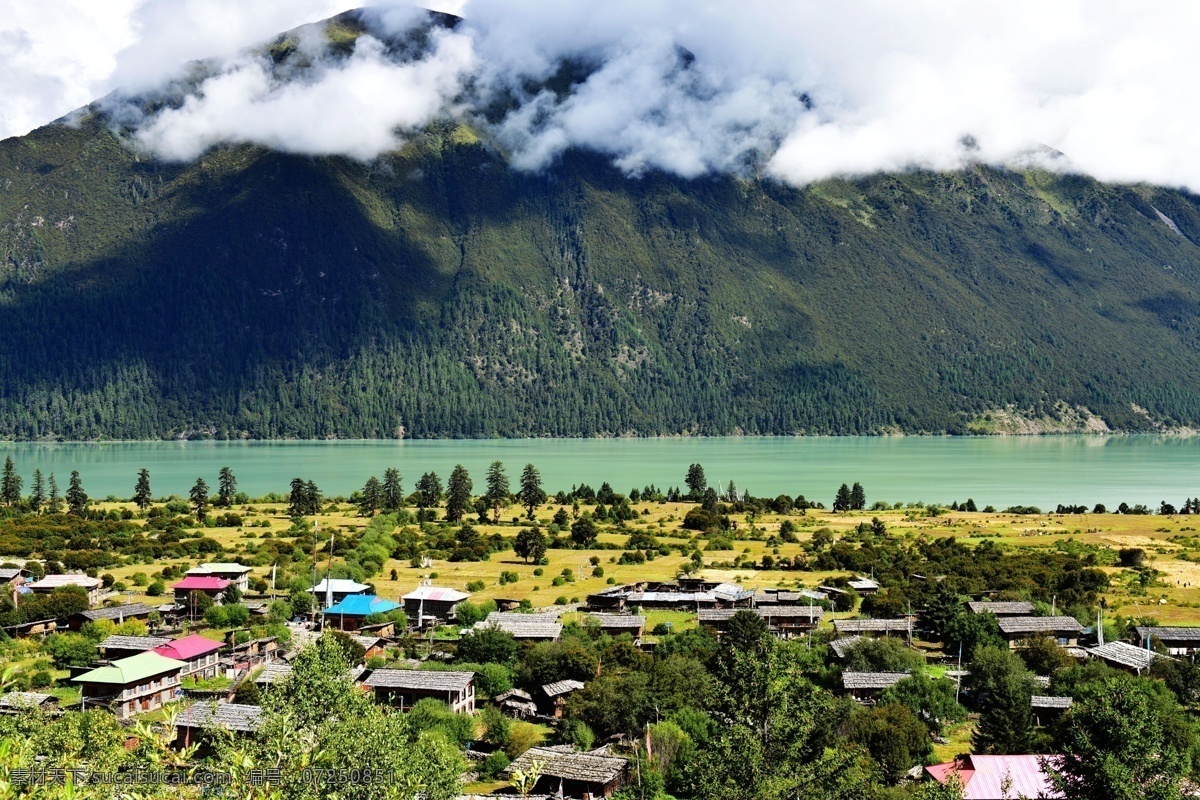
288 477 308 518
191 477 210 523
518 463 546 519
133 468 153 511
29 468 45 513
834 483 853 513
1 456 21 506
360 476 382 517
217 466 237 507
381 468 403 511
66 470 87 517
46 473 62 514
485 461 509 523
446 465 472 523
685 463 707 500
850 482 866 511
416 472 442 511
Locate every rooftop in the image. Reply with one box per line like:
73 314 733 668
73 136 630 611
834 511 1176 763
848 577 880 591
188 563 251 575
586 613 646 629
171 576 231 592
309 578 371 595
99 635 172 652
967 601 1037 615
542 679 585 698
77 603 157 622
927 754 1060 799
0 692 54 710
176 702 262 733
507 746 629 784
1031 695 1074 709
476 611 562 639
842 671 913 690
833 618 912 634
74 652 186 685
829 636 864 659
153 634 224 661
996 616 1084 635
363 669 474 692
699 607 823 623
253 664 293 684
0 568 25 581
27 574 101 590
1087 640 1161 671
323 595 401 617
1135 626 1200 641
403 585 470 603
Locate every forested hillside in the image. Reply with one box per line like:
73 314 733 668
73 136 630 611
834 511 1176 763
2 19 1200 439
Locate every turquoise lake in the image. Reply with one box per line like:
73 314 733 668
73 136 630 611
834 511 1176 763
0 436 1196 508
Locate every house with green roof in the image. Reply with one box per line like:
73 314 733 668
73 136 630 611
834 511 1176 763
73 652 186 720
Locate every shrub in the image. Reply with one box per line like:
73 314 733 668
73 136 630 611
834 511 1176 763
555 596 569 605
533 568 544 577
466 580 486 592
28 670 52 689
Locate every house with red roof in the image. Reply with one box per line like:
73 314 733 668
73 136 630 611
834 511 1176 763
153 634 224 681
172 576 231 606
925 754 1061 799
402 584 470 626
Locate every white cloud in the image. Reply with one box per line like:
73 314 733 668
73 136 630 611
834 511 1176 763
6 0 1200 190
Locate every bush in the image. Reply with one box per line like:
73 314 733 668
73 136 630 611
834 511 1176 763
28 670 52 689
481 751 511 780
466 580 486 593
205 606 229 627
555 596 569 605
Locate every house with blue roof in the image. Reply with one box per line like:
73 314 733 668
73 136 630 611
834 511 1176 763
322 595 401 632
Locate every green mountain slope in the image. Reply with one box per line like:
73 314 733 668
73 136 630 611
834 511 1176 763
2 59 1200 438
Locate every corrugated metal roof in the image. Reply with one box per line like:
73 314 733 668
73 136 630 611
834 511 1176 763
27 574 101 590
153 634 223 661
402 586 470 602
323 595 401 616
928 755 1060 799
73 652 185 685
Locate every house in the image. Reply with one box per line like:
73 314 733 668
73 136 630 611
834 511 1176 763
99 634 172 661
0 569 28 596
1031 695 1072 727
841 671 912 702
540 680 585 718
848 577 880 595
251 663 293 687
186 564 252 592
308 578 372 609
69 602 157 631
967 601 1036 617
585 585 633 611
832 618 913 638
1134 626 1200 656
26 574 103 606
495 688 538 719
173 702 262 749
996 616 1083 649
172 576 231 605
829 636 864 659
1 618 56 638
351 634 389 660
475 611 563 641
584 613 646 639
506 746 631 799
0 692 57 715
698 607 823 638
363 669 475 713
225 636 280 677
322 595 401 632
925 754 1060 799
73 651 186 721
402 585 470 626
153 634 224 681
1086 640 1162 674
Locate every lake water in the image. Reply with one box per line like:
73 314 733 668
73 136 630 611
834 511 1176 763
0 436 1196 509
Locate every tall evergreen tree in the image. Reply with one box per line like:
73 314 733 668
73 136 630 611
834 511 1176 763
288 477 309 518
969 647 1036 754
65 470 87 517
381 468 403 511
304 481 321 515
29 469 45 513
685 463 707 500
446 465 472 523
217 466 237 508
46 473 62 514
133 468 153 511
360 476 382 517
0 456 21 506
190 477 210 523
850 482 866 511
485 461 509 523
833 483 853 513
518 463 546 519
416 471 442 510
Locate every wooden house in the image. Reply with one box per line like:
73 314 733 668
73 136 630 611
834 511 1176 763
1031 695 1072 727
848 577 880 595
584 613 646 639
363 669 475 714
73 652 185 720
322 595 401 632
351 634 389 660
475 611 563 642
70 602 157 631
539 680 585 718
841 671 911 702
1135 626 1200 656
698 607 823 638
832 618 913 639
185 564 252 592
0 692 57 715
1086 640 1162 674
402 584 470 626
224 636 280 679
174 702 262 749
26 574 103 606
99 634 172 661
506 746 631 799
967 601 1036 617
996 616 1082 649
1 618 56 639
495 688 538 719
153 634 224 681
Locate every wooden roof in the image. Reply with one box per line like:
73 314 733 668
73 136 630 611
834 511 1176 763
829 636 864 659
996 616 1083 635
1087 641 1160 671
842 671 912 690
967 601 1036 616
833 618 911 634
507 746 628 784
176 702 263 733
0 692 54 710
1136 626 1200 641
586 613 646 629
77 603 156 621
363 669 474 692
1031 695 1073 709
542 679 585 698
99 634 171 652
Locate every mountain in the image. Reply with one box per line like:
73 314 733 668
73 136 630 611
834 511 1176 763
1 12 1200 440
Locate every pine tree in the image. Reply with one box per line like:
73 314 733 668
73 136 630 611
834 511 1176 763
217 466 237 508
304 481 321 515
685 463 707 500
288 477 308 518
360 476 382 517
47 473 62 514
29 469 45 513
416 472 442 510
133 468 153 511
381 468 403 511
485 461 509 523
834 483 853 513
446 465 473 523
850 482 866 511
518 463 546 519
1 456 21 506
66 470 88 517
190 477 210 523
